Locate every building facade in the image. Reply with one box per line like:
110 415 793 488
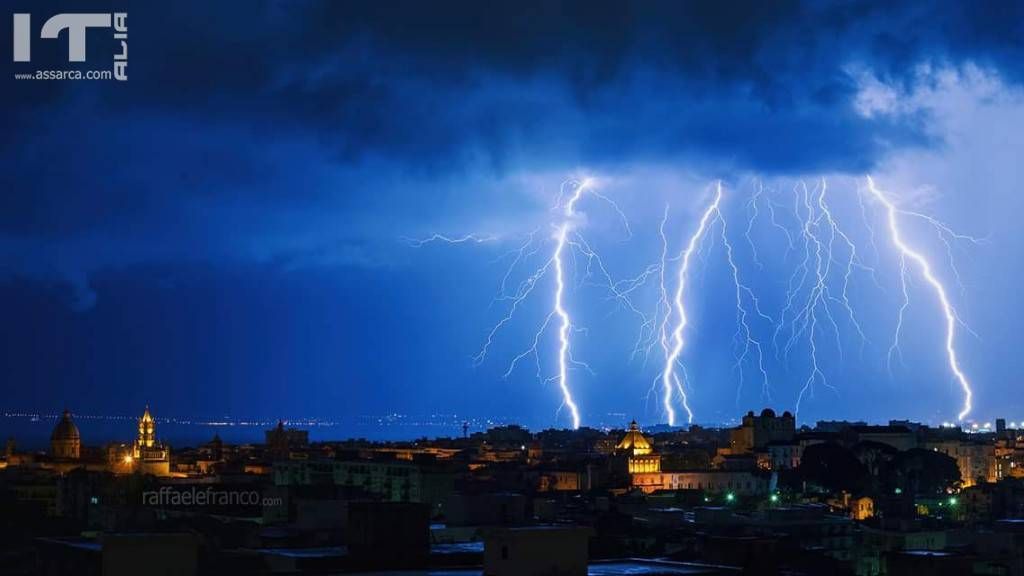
615 420 660 474
632 470 768 495
729 409 796 453
130 407 170 476
923 439 997 487
50 410 81 460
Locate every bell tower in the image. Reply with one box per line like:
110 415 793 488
138 406 156 448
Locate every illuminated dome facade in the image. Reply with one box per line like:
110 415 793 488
616 420 652 456
616 420 660 474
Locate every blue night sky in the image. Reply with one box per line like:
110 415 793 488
2 1 1024 433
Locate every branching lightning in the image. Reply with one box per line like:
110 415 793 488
865 176 974 421
550 179 587 429
656 183 773 422
766 179 872 418
465 178 655 429
409 173 983 428
660 183 723 426
404 233 498 247
720 206 773 404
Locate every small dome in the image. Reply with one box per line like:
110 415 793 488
51 410 80 441
760 408 776 418
782 411 794 419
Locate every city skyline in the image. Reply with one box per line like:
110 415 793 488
4 401 1023 452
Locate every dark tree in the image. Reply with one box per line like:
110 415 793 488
797 442 869 494
852 441 900 494
889 448 961 496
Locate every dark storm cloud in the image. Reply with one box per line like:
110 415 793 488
7 1 1023 172
2 0 1022 425
1 0 1022 279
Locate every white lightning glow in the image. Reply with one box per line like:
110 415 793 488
865 176 973 421
471 177 654 430
719 207 773 403
404 233 497 247
551 180 588 429
410 174 981 429
661 183 723 426
765 179 870 418
783 181 835 416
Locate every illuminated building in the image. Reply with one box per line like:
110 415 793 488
137 406 156 448
129 406 171 476
851 496 875 520
631 470 768 495
50 410 81 460
615 420 660 474
613 420 769 495
923 439 997 487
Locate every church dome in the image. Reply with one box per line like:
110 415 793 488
616 420 653 455
51 410 80 442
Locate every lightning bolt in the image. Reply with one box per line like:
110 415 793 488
410 174 980 428
550 179 588 429
765 185 796 255
648 204 675 414
661 183 723 426
743 182 765 269
865 176 974 422
766 179 870 419
469 178 654 430
404 233 498 247
779 181 834 417
719 206 773 404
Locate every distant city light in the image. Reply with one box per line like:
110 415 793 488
726 493 735 502
770 494 779 503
